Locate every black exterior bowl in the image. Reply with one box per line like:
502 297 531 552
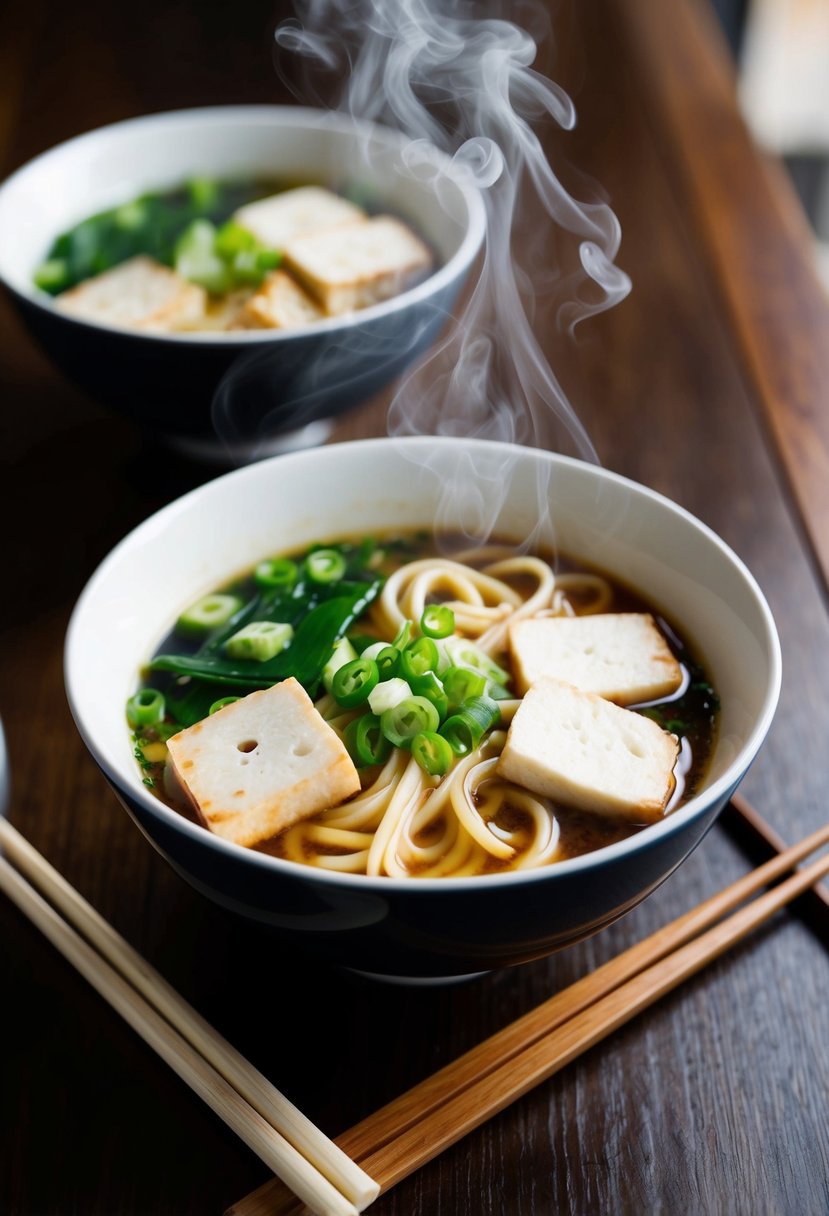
8 283 464 457
64 439 781 981
0 107 485 459
113 776 733 979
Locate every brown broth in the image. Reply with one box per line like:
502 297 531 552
137 531 720 874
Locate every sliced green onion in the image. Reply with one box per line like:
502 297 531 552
214 220 257 259
381 696 441 748
187 177 220 212
391 620 412 651
231 249 268 284
420 604 455 639
399 637 439 682
306 548 347 584
254 558 298 589
442 637 510 686
442 665 487 709
322 636 359 691
368 678 412 716
332 658 380 708
224 620 293 662
209 696 241 715
484 680 513 702
439 695 501 756
34 257 71 294
374 645 401 680
174 219 232 293
344 713 392 768
408 671 449 720
113 200 148 232
411 731 454 777
255 248 281 272
127 688 166 728
177 593 243 637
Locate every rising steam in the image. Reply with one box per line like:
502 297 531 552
275 0 631 474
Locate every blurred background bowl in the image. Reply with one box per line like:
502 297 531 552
64 437 781 980
0 106 485 462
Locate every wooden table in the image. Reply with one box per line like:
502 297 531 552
2 1 828 1212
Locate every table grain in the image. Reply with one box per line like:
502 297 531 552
2 2 828 1214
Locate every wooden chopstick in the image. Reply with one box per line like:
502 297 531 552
226 816 829 1216
0 819 379 1216
724 793 829 934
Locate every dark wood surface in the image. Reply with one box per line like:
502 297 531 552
2 2 828 1214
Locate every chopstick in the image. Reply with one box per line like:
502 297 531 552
226 811 829 1216
724 792 829 933
0 818 379 1216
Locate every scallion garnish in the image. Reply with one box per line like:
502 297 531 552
126 688 166 729
254 558 298 589
381 696 441 748
442 637 510 686
306 548 347 584
224 620 293 662
367 678 412 716
344 713 392 767
176 593 242 638
391 620 412 651
439 695 501 756
374 645 401 680
331 658 380 708
420 604 455 639
408 671 450 720
399 636 439 682
442 665 487 709
411 731 454 776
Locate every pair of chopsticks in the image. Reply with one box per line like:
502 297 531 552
2 807 828 1216
0 817 379 1216
226 806 829 1216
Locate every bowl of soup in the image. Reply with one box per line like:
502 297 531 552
64 437 781 979
0 107 485 460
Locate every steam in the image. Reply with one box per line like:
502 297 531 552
275 0 630 469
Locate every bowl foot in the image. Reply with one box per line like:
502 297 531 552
346 968 490 986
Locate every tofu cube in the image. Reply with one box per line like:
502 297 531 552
193 288 256 332
497 677 679 822
509 612 683 704
283 215 433 314
232 186 367 249
55 255 206 332
166 678 360 847
238 270 325 329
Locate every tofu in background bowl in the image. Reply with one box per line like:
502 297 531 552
0 107 485 461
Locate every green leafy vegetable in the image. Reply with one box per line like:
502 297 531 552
151 577 383 692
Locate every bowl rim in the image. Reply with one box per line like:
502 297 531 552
0 104 487 345
64 436 782 893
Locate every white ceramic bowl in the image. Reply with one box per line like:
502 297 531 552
0 107 485 460
65 438 781 978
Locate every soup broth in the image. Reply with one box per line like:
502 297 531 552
129 533 719 879
35 177 435 335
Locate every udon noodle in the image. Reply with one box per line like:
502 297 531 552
136 537 718 879
264 548 702 877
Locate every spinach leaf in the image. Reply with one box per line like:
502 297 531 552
151 578 382 692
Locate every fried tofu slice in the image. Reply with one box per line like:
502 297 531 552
232 186 367 249
497 677 679 823
238 270 326 329
283 215 433 315
55 255 206 332
508 613 684 704
166 678 360 847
